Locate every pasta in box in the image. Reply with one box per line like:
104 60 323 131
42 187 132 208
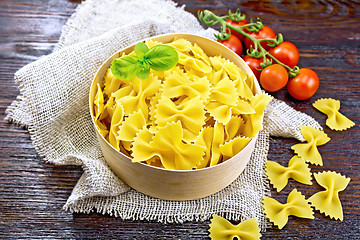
89 33 272 200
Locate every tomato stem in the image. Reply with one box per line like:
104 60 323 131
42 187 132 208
198 9 299 77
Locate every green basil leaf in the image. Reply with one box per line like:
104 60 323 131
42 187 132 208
134 42 150 58
137 61 150 79
110 55 139 80
145 45 178 71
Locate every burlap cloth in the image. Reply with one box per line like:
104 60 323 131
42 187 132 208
5 0 321 230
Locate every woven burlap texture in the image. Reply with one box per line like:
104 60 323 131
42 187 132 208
5 0 321 229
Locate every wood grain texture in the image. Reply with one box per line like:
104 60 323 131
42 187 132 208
0 0 359 239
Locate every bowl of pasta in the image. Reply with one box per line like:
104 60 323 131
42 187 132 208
89 33 272 200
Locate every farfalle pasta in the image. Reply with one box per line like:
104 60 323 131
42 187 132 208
308 171 350 221
263 189 314 229
313 98 355 131
93 38 272 170
266 155 312 192
208 214 261 240
291 126 330 166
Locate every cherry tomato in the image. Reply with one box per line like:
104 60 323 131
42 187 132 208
260 64 288 92
268 42 299 68
287 68 319 100
245 25 276 51
243 55 262 81
217 34 243 56
226 19 248 41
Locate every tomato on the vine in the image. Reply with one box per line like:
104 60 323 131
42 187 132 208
260 64 288 92
245 25 276 51
287 68 319 100
269 42 299 68
217 34 243 56
243 55 262 80
226 19 248 42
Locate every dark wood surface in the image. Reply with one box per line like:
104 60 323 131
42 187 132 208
0 0 359 239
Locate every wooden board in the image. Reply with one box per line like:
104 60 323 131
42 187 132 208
0 0 359 239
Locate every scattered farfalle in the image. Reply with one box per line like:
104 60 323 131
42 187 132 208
208 214 261 240
263 189 314 229
291 126 330 166
108 102 124 151
220 136 251 161
131 121 206 170
242 93 273 138
155 95 206 142
308 171 350 221
313 98 355 131
266 155 312 192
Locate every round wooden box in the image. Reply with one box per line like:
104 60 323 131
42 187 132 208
89 33 262 200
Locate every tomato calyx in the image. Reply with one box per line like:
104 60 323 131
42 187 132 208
228 9 246 22
214 28 232 41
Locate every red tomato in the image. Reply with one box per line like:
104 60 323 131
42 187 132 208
260 64 288 92
245 25 276 51
226 19 248 41
287 68 319 100
268 42 299 68
217 35 243 56
243 55 262 81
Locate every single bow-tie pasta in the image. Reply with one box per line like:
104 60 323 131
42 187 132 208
194 127 214 169
94 38 267 170
94 119 108 138
205 78 240 125
210 121 225 166
162 68 210 102
132 121 206 170
117 74 161 118
210 56 253 99
242 93 273 138
224 116 245 142
155 95 206 142
266 155 312 192
177 51 212 73
108 102 124 151
208 214 261 240
103 68 123 98
308 171 351 221
263 189 314 229
291 126 330 166
93 83 104 121
313 98 355 131
117 110 147 151
220 136 251 161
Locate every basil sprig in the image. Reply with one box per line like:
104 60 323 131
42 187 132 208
111 42 178 80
